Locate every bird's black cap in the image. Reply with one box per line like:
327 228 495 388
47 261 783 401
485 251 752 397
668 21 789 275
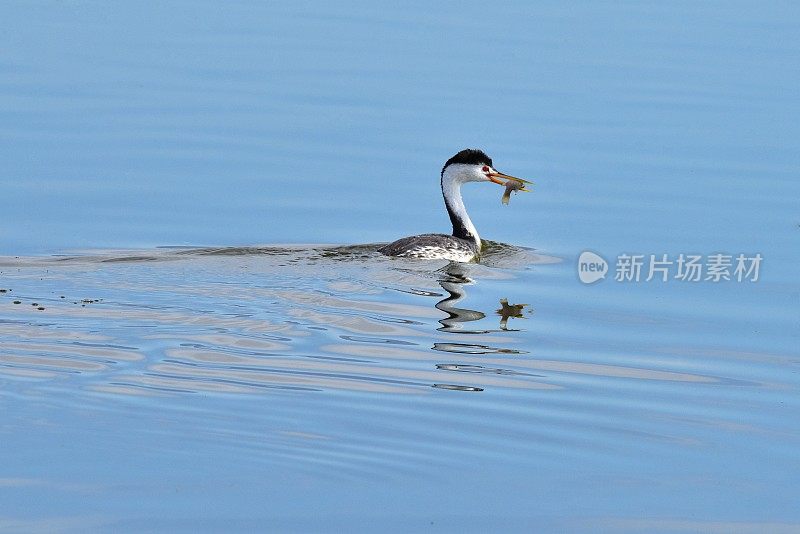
441 149 493 177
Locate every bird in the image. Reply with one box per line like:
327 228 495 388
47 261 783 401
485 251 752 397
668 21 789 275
377 149 531 262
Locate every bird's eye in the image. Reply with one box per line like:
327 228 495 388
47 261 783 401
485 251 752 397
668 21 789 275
482 165 490 172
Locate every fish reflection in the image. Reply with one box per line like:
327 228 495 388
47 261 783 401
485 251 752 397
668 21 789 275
497 298 528 331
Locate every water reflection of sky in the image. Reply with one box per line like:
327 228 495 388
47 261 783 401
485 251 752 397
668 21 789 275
2 242 798 529
2 2 797 265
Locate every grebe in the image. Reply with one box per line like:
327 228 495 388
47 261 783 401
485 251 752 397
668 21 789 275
378 149 531 262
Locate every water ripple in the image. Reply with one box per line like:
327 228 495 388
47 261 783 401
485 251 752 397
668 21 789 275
0 245 797 485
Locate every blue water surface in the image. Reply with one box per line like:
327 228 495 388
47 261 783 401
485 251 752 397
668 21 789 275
1 1 799 532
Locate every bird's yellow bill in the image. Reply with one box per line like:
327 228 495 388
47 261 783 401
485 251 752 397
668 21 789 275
487 171 534 190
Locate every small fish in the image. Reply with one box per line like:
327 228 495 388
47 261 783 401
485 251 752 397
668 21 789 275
501 179 527 205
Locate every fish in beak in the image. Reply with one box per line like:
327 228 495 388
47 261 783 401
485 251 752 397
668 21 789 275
486 170 534 191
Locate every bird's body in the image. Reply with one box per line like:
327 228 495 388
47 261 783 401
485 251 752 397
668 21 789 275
377 149 530 262
377 233 478 262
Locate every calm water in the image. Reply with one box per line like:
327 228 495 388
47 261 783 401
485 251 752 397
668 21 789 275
2 1 799 532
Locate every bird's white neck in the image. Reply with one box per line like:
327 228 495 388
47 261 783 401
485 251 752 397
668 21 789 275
441 167 481 248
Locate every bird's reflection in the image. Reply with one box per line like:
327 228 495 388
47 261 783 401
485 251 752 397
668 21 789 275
435 266 487 333
429 263 532 390
434 263 530 334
